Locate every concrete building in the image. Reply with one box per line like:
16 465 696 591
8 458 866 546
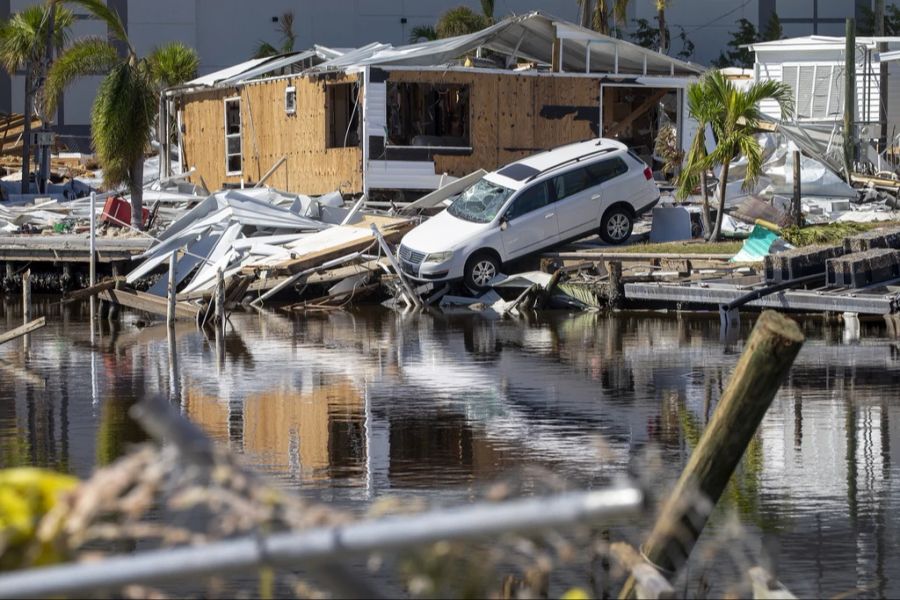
0 0 892 149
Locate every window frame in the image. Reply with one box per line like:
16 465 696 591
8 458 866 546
285 86 297 115
223 96 242 176
385 81 473 150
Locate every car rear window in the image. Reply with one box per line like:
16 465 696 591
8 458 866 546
496 163 541 181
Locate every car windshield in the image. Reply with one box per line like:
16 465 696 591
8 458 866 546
447 179 514 223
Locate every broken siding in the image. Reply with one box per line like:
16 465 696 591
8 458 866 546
379 69 598 182
180 74 363 194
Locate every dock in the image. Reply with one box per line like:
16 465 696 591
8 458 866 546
0 235 151 264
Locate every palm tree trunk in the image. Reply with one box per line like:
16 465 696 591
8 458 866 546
595 0 610 34
579 0 593 29
709 160 730 241
130 155 144 230
21 69 33 195
658 6 668 53
699 169 711 236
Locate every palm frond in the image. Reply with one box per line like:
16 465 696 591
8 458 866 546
409 25 438 44
91 62 155 188
46 37 117 113
147 41 198 89
253 40 278 59
737 133 763 191
481 0 495 21
61 0 131 54
744 79 794 120
612 0 629 25
277 11 295 53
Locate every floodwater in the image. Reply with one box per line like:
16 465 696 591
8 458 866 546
2 297 900 598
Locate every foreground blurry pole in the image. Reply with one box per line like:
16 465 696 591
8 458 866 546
620 311 804 598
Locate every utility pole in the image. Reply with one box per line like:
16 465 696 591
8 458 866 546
843 18 856 183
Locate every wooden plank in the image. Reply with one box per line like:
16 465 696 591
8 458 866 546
0 317 46 346
100 288 199 320
63 277 125 302
254 221 414 276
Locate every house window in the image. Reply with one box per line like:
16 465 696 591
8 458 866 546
781 64 844 120
386 82 470 148
285 86 296 115
326 82 360 148
224 97 242 175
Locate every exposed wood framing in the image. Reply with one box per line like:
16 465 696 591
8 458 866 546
605 88 667 138
179 73 363 194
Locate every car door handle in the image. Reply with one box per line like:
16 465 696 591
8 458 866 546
544 213 555 219
592 194 601 200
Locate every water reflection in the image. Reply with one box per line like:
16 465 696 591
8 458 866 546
2 300 900 596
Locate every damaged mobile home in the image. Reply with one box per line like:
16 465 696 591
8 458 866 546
161 11 703 203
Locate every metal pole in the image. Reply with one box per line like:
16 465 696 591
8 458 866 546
843 18 856 183
89 192 96 288
370 224 422 308
167 253 176 326
792 149 802 226
0 487 643 599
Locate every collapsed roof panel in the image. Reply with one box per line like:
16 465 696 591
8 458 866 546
315 12 702 76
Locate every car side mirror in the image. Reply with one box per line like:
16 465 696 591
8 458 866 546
499 214 509 231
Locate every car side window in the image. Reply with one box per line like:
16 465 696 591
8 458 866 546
505 182 551 220
551 167 591 201
552 157 630 202
585 157 629 184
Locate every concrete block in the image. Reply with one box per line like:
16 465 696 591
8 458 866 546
826 248 900 288
843 226 900 253
765 244 844 283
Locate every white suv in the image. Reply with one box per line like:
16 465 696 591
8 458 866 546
398 138 659 290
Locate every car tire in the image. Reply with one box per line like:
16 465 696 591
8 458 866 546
464 252 501 293
599 207 633 245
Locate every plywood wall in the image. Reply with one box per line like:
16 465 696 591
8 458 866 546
385 70 599 179
179 73 363 194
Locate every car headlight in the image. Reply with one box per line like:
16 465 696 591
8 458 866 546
423 251 454 264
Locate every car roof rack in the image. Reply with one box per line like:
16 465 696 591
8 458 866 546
524 147 617 183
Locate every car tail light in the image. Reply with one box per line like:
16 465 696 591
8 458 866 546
643 167 653 180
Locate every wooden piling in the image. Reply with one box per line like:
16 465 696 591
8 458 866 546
216 269 225 333
167 254 177 326
22 269 31 348
22 269 31 325
606 261 623 309
619 311 804 598
0 317 45 346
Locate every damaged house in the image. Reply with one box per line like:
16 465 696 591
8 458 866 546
162 11 703 202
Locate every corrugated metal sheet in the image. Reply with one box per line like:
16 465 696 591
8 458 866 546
367 160 445 190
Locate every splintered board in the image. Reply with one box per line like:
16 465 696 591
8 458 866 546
179 73 363 195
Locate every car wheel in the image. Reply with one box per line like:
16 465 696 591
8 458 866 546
600 208 633 245
464 252 500 293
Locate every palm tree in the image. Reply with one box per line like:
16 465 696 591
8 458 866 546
0 2 73 193
679 71 793 241
676 83 716 235
656 0 669 53
253 11 295 58
409 25 438 44
436 6 489 38
576 0 629 35
47 0 198 230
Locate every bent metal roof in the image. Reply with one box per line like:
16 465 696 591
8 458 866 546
179 11 702 92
